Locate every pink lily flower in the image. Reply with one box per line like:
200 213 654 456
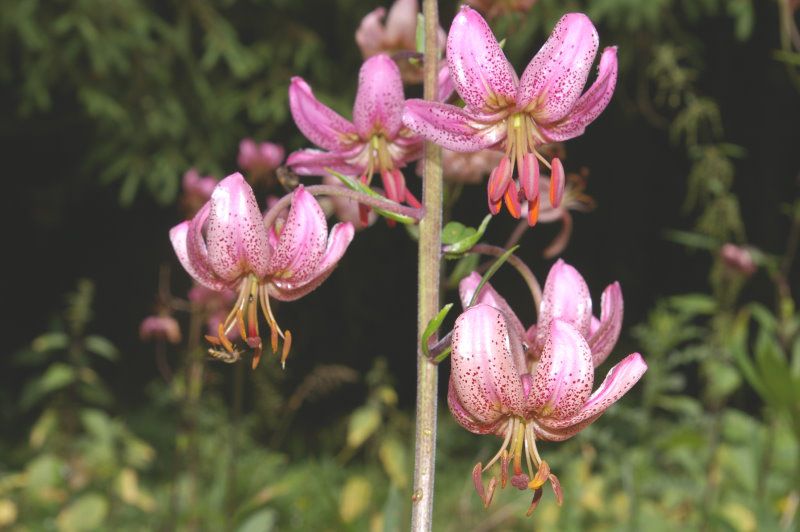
355 0 447 84
139 315 182 344
719 243 757 276
170 173 354 367
403 7 618 225
448 303 646 513
237 138 285 180
321 174 378 228
287 54 423 224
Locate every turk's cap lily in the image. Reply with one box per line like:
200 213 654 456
719 243 757 276
237 139 285 176
403 7 616 224
139 315 182 344
265 185 355 301
448 303 647 440
170 172 271 291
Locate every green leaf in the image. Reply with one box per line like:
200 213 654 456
442 215 492 257
339 475 372 524
754 331 793 409
668 294 717 316
379 437 408 488
415 13 425 54
56 493 108 532
84 335 119 361
29 409 58 449
328 170 417 224
468 245 520 307
346 405 381 450
20 363 77 410
421 303 453 359
447 254 480 289
31 332 69 353
237 509 277 532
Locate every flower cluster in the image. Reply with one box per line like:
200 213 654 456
170 173 354 368
449 261 646 512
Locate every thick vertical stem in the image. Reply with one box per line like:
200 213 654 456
411 1 442 530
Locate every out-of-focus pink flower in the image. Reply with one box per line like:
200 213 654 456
170 173 354 367
237 139 285 182
720 244 757 276
287 54 423 224
465 0 537 19
403 8 617 225
188 284 237 338
355 0 446 83
437 149 504 184
181 169 218 217
139 315 182 344
449 261 645 513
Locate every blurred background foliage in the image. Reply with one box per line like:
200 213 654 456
3 0 800 530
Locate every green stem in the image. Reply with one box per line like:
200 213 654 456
411 1 442 529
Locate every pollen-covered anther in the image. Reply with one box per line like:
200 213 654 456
472 463 498 509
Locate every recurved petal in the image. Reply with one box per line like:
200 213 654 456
448 378 505 435
535 259 593 348
534 352 647 439
459 273 527 340
353 54 405 139
169 220 226 291
355 7 387 58
206 173 271 281
588 281 623 367
538 46 618 142
269 221 354 301
437 61 455 103
403 99 507 152
267 186 328 283
450 305 527 426
517 13 599 123
286 148 363 177
528 320 593 420
447 6 519 111
289 77 358 152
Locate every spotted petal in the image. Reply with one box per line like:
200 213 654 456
449 305 527 430
517 13 599 123
588 281 623 367
289 77 358 152
459 273 526 339
535 259 593 348
353 54 405 139
527 319 594 420
447 6 519 112
205 173 271 282
286 148 363 177
169 220 226 291
533 352 647 441
403 99 507 152
539 46 618 142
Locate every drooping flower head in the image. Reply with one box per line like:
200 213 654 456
719 243 757 276
170 173 354 367
139 315 182 344
237 139 285 183
403 7 617 226
448 261 646 513
287 54 423 224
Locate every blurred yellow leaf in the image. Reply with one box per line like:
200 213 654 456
56 493 108 532
0 499 18 527
378 437 408 488
346 406 381 450
339 475 371 524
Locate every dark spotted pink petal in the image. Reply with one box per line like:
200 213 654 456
539 46 618 142
450 305 528 428
533 352 647 440
353 54 405 139
289 77 358 152
535 259 593 349
270 221 355 302
528 319 593 419
517 13 599 123
447 6 519 112
266 186 328 284
447 379 506 435
285 148 363 177
458 273 527 341
588 281 624 367
186 202 231 290
205 173 271 282
402 99 507 152
169 220 227 291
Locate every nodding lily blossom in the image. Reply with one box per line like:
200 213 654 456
181 169 218 217
720 243 757 276
237 139 285 179
448 304 646 513
355 0 447 84
139 315 182 344
170 173 354 368
403 7 617 225
287 54 423 224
